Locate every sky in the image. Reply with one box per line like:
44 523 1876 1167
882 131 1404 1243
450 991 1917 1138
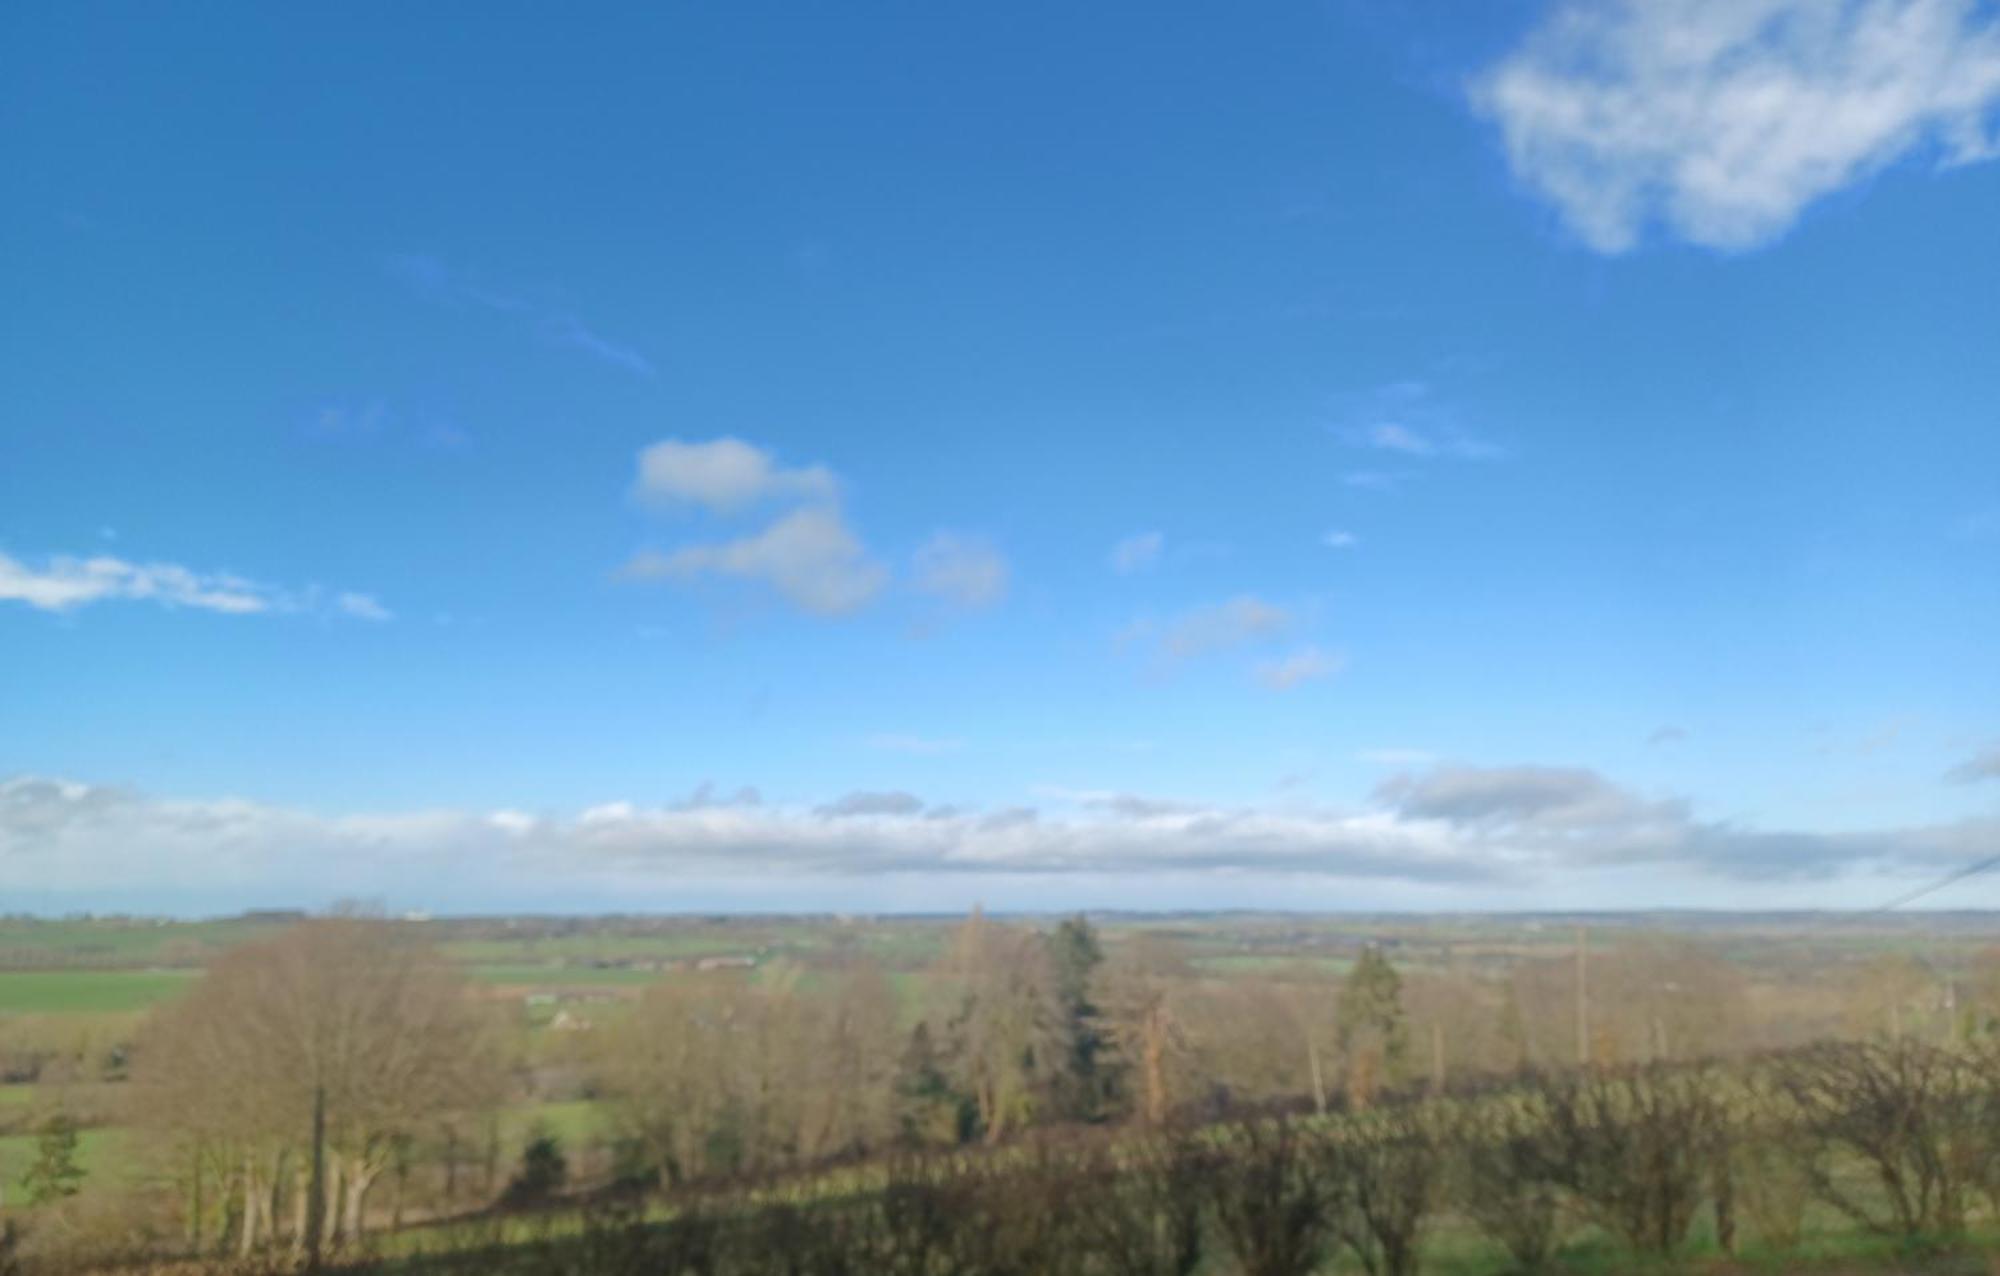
2 0 1998 916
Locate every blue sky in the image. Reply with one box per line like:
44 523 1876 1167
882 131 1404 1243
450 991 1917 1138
3 0 1998 915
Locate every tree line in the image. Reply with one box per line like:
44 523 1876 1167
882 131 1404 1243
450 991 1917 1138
4 912 2000 1272
361 1035 2000 1276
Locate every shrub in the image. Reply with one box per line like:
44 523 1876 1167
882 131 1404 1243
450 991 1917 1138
1455 1097 1565 1272
1205 1119 1335 1276
1775 1039 1996 1241
1534 1064 1723 1255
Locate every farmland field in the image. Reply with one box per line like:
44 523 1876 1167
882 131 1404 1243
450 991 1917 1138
0 969 198 1015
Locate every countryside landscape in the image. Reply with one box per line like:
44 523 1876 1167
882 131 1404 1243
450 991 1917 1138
6 0 2000 1272
5 909 2000 1271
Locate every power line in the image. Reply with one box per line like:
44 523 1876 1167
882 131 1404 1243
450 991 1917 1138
1845 849 2000 921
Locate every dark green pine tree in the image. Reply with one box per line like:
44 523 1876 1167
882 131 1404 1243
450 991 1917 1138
894 1021 970 1145
1047 915 1111 1121
500 1124 568 1207
1337 945 1411 1091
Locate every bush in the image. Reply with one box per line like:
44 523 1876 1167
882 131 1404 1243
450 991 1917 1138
1775 1039 1996 1241
1205 1119 1335 1276
1320 1106 1442 1276
1455 1097 1565 1272
1534 1064 1723 1255
500 1127 568 1209
1067 1133 1209 1276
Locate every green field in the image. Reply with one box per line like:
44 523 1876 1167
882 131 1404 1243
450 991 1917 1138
463 962 666 988
0 969 198 1015
0 1125 135 1192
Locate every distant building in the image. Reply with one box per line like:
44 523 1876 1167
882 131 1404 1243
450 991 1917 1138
696 955 756 972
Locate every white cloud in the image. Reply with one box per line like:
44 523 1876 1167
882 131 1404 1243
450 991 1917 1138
912 533 1009 610
336 592 393 623
1256 645 1344 691
815 790 927 818
634 437 838 514
1334 382 1499 462
1158 595 1292 661
622 506 888 616
1109 531 1166 574
1321 530 1359 550
1947 745 2000 783
1366 423 1436 456
0 551 386 621
625 438 894 616
1473 0 2000 252
6 768 1994 902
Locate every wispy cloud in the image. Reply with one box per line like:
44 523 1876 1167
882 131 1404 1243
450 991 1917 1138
335 592 394 623
1256 644 1344 691
1321 530 1359 550
1157 595 1292 661
1332 381 1499 463
911 533 1010 610
388 253 656 377
542 314 655 378
0 551 389 621
1947 745 2000 784
1472 0 2000 253
1109 531 1165 574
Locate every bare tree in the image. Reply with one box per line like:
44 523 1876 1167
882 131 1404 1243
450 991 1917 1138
137 918 505 1254
1100 934 1193 1125
1775 1038 1996 1239
933 911 1065 1143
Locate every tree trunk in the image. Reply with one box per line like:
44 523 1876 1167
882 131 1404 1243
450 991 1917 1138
291 1161 311 1255
342 1155 381 1239
187 1148 204 1256
1306 1031 1327 1116
238 1156 261 1256
323 1158 344 1249
1142 1008 1168 1124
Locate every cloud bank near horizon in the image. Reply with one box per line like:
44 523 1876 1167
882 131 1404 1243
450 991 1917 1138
4 764 1992 913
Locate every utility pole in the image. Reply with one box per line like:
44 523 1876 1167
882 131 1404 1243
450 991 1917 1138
1575 925 1590 1068
305 1084 326 1273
